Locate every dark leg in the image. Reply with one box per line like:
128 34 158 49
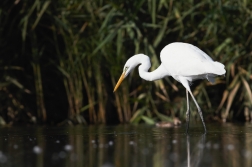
186 90 190 134
188 90 207 133
187 135 191 167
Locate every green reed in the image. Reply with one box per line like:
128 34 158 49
0 0 251 125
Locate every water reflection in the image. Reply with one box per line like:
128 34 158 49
0 123 252 166
185 135 205 167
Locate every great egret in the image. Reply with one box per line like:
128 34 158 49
113 42 226 133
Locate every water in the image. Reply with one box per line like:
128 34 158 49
0 123 252 167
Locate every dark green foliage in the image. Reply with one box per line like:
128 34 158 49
0 0 251 125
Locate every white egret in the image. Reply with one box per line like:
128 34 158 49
113 42 226 133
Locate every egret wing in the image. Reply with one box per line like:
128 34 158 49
160 43 225 76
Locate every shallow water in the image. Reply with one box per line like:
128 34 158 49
0 123 252 167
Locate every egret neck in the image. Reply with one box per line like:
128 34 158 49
138 62 169 81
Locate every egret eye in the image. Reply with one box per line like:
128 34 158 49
124 67 129 72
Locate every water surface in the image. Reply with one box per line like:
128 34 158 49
0 123 252 167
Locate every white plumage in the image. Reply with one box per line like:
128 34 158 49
113 42 226 133
161 43 225 81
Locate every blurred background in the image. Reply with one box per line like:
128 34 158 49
0 0 251 126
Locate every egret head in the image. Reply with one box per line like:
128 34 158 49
113 54 146 92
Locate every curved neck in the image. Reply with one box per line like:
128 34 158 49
138 57 168 81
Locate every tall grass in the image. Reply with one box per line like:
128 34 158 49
0 0 251 125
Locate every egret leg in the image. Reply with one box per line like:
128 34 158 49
179 77 207 133
188 90 207 133
187 135 191 167
186 90 190 134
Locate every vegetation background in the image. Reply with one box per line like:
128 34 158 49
0 0 251 125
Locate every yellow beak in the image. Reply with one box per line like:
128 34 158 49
113 72 125 92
